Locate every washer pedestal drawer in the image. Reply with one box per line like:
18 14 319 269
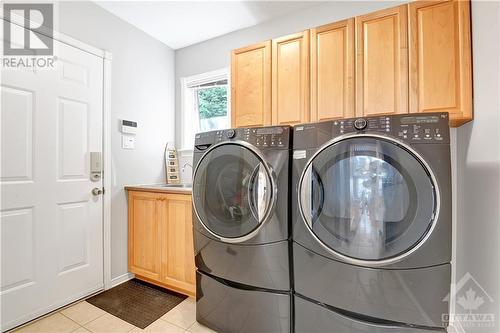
194 230 290 290
293 242 450 328
196 271 291 333
294 296 442 333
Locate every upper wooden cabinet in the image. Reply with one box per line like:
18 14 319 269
356 5 409 117
409 0 472 127
230 0 472 127
310 19 355 122
272 31 310 125
231 41 271 128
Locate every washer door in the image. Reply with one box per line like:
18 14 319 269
193 142 274 243
298 135 438 265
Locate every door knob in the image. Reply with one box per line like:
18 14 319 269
92 187 104 196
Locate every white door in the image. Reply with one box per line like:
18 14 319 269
1 33 104 331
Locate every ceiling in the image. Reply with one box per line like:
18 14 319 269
94 1 323 49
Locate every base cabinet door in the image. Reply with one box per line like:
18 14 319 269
128 191 196 297
128 191 161 281
355 5 409 117
272 31 310 126
409 0 472 126
160 193 196 296
231 41 272 128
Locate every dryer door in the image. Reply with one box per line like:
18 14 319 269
298 135 438 265
193 142 275 243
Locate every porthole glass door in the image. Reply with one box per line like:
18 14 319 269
193 143 273 242
299 136 437 263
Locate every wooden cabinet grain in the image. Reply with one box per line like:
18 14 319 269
409 0 472 126
128 191 161 281
128 190 195 297
272 31 310 125
230 0 473 127
356 5 409 117
310 19 355 122
231 41 271 128
160 194 196 296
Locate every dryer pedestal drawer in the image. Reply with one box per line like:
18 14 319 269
294 296 442 333
194 230 290 290
196 271 291 333
293 242 450 328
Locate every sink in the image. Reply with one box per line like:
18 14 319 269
159 183 192 188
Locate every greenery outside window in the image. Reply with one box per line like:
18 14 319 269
180 68 230 151
193 79 228 132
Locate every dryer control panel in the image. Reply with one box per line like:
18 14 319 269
333 113 449 143
329 113 450 143
293 112 450 149
194 126 291 151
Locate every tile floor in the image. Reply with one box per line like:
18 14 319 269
13 298 216 333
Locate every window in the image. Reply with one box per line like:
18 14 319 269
181 68 230 150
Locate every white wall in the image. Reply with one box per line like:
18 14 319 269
58 1 175 281
453 1 500 332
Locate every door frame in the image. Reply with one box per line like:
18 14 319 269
1 12 114 292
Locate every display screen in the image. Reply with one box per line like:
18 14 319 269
256 127 284 135
401 116 439 125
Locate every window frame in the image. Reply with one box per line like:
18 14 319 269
180 68 230 152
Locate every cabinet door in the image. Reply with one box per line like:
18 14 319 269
356 5 408 117
128 191 161 281
231 41 271 128
160 193 196 296
409 0 472 126
310 19 355 122
272 31 310 125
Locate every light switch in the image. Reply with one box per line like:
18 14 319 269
122 135 135 149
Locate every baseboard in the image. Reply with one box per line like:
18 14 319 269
109 272 134 289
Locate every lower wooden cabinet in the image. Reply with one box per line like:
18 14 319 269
128 190 196 297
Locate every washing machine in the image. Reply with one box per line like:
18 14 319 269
192 126 291 333
292 113 452 332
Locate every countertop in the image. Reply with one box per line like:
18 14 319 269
124 183 192 194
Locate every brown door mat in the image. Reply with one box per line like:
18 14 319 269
86 278 187 329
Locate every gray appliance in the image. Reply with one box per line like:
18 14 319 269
192 126 291 333
292 113 452 332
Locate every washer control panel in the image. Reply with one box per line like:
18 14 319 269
195 126 290 150
329 113 450 143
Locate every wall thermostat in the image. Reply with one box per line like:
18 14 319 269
121 120 137 134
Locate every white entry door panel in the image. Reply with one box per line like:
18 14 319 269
1 37 104 331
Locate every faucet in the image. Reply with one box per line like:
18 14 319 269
182 162 193 174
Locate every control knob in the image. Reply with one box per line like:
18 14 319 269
353 118 367 130
226 129 236 138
